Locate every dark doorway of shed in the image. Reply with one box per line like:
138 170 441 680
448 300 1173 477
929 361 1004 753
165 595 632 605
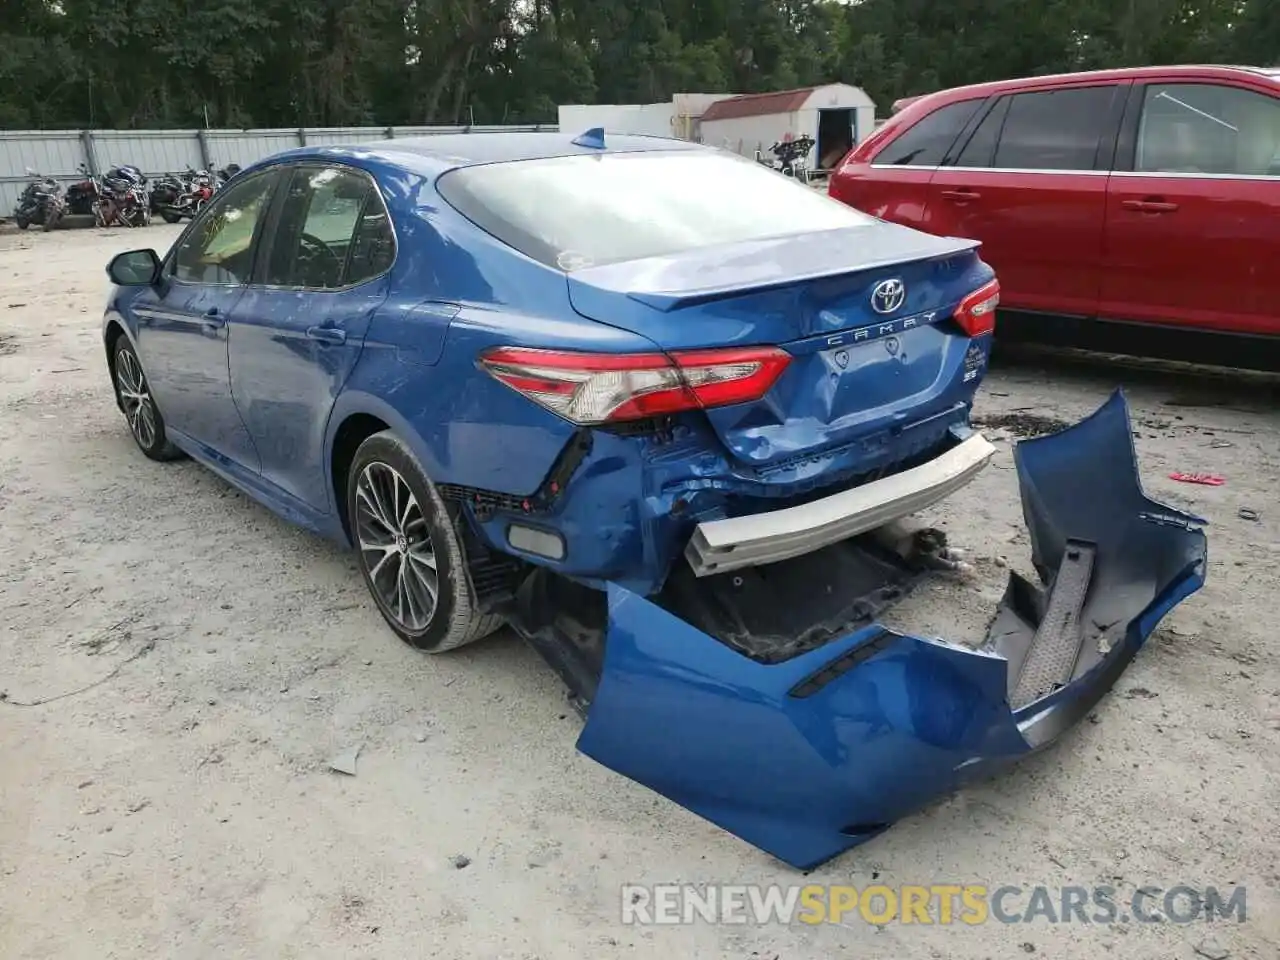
817 108 855 171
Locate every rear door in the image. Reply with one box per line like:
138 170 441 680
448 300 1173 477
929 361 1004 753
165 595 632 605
228 164 395 511
829 97 987 226
1102 79 1280 336
922 82 1128 317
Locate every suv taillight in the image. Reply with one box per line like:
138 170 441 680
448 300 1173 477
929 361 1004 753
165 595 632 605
954 279 1000 337
479 345 791 425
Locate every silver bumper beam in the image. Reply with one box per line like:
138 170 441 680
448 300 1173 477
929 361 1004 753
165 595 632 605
684 433 998 577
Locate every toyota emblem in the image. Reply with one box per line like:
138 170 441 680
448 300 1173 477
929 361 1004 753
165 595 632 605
871 278 906 315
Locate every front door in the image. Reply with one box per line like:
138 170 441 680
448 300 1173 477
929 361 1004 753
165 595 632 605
131 170 280 468
229 164 396 512
1101 80 1280 337
923 83 1126 318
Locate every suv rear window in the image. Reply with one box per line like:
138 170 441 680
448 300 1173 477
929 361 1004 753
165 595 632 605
437 150 875 271
873 99 984 166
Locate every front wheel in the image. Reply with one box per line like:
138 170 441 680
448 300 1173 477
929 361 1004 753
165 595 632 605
15 216 29 230
112 339 183 461
159 209 181 224
348 432 504 652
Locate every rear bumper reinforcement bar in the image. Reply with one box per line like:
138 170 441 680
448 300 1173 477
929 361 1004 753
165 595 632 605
684 432 997 576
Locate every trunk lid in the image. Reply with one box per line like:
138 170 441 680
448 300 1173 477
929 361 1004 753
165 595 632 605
566 223 990 468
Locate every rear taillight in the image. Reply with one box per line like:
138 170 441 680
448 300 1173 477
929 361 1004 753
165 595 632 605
954 279 1000 337
479 345 791 425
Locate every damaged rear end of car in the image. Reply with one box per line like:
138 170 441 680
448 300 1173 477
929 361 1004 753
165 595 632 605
429 145 1207 869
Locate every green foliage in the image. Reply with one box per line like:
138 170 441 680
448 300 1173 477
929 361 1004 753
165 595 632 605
0 0 1267 128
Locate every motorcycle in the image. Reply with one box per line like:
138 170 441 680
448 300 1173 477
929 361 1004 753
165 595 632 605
12 168 67 232
156 166 214 223
215 162 241 186
66 163 104 217
150 171 187 218
98 164 150 228
757 135 816 181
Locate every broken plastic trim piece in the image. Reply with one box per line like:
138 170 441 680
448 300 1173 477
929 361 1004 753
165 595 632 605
576 390 1208 870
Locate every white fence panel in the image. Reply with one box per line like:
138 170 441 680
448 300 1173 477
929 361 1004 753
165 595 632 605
204 130 303 167
304 127 391 147
0 131 86 210
91 130 203 177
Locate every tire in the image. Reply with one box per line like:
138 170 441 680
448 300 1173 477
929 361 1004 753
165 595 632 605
112 339 183 461
348 431 505 652
15 216 29 230
160 209 180 224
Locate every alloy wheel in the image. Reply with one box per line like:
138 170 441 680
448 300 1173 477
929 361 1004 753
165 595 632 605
115 349 158 449
355 461 439 631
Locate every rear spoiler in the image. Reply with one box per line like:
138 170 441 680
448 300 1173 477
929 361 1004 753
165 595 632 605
624 242 980 313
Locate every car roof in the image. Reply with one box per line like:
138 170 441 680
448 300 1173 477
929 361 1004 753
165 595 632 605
246 131 706 181
908 63 1278 105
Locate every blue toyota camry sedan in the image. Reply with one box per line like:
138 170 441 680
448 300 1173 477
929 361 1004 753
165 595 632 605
103 131 1206 869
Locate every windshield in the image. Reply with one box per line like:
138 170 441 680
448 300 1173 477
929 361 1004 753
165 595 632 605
436 150 876 271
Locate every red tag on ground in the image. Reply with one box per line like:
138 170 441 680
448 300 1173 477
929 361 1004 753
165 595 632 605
1169 472 1225 486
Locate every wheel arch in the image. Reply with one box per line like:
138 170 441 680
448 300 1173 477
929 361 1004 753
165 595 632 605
103 316 134 410
325 391 444 548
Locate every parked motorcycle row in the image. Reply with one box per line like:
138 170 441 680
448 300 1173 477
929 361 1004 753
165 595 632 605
11 161 241 231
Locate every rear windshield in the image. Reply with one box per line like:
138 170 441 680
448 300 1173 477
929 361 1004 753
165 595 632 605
436 150 876 271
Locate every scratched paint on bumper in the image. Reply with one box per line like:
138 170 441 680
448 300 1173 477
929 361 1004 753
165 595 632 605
577 390 1208 869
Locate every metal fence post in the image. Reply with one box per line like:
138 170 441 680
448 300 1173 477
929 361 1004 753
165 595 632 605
386 126 395 139
79 130 100 174
196 129 212 170
298 128 307 146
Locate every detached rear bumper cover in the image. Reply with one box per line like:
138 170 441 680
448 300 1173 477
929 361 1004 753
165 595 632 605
685 431 998 576
577 391 1207 870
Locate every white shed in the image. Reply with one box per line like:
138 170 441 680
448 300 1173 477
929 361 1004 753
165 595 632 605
557 95 739 142
698 84 877 172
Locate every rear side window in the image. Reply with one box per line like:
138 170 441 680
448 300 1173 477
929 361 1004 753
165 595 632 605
873 99 984 166
1136 83 1280 176
437 150 876 271
992 87 1116 170
953 101 1009 167
265 166 393 289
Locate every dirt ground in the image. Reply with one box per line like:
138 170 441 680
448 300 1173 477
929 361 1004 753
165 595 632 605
1 224 1278 960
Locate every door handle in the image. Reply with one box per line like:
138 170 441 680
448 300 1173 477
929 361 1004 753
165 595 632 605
1122 199 1179 214
940 189 981 202
306 326 347 345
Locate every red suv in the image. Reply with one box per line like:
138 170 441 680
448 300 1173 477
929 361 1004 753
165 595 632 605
830 65 1280 369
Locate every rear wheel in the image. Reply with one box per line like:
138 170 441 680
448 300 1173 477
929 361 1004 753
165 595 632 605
112 339 182 461
160 209 181 224
348 432 504 652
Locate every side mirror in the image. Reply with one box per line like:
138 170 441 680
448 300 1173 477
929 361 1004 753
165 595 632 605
107 249 162 286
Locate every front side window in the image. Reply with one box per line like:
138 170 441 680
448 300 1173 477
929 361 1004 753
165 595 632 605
437 150 877 271
171 173 275 285
264 166 393 289
992 86 1116 170
1136 83 1280 176
873 99 984 167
